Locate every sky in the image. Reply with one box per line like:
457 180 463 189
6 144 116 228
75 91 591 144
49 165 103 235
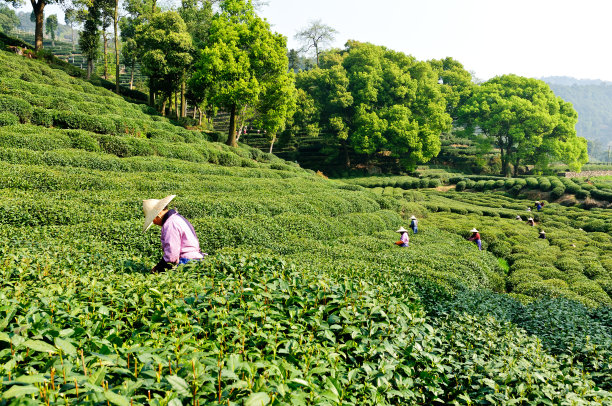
16 0 612 82
257 0 612 82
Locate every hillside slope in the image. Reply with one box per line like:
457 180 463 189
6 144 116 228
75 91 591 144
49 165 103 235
1 50 611 405
543 76 612 160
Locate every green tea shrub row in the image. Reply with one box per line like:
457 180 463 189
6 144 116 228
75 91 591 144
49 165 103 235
0 126 282 167
345 176 441 190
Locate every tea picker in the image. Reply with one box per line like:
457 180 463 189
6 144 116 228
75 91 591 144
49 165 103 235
467 228 482 250
395 227 409 247
539 230 546 239
410 215 418 234
143 195 205 273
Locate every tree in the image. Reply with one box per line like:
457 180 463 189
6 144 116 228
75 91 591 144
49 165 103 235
63 7 76 50
136 11 193 115
429 57 474 120
119 17 139 90
459 74 588 176
78 1 101 79
112 0 120 93
25 0 64 51
294 19 336 67
45 13 57 45
190 0 295 147
0 5 20 33
294 41 451 170
178 0 213 50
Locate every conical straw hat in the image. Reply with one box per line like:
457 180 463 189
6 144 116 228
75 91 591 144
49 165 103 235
396 227 408 233
410 215 417 220
470 228 479 233
143 195 176 232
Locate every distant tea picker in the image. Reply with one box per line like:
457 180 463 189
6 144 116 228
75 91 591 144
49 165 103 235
143 195 205 273
467 228 482 251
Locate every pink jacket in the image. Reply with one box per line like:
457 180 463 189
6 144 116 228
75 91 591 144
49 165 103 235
161 210 204 263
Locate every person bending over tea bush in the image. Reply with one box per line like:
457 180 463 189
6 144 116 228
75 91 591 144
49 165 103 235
467 228 482 250
395 227 409 247
527 217 535 226
539 230 547 239
143 195 205 273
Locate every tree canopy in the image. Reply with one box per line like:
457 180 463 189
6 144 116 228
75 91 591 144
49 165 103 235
135 11 193 114
190 0 294 147
44 13 57 44
0 4 19 32
294 41 452 170
459 75 588 175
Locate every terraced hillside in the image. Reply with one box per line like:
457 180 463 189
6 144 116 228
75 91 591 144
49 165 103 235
1 49 611 405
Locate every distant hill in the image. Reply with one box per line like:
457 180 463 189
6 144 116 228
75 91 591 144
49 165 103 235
542 76 612 162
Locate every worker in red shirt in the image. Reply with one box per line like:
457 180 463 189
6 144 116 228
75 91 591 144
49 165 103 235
467 228 482 250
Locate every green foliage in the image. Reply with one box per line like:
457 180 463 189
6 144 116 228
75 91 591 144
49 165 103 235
459 75 588 175
0 5 20 33
293 41 451 170
0 111 18 126
0 44 611 406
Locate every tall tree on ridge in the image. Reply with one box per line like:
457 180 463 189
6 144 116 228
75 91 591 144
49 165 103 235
190 0 295 147
79 0 101 79
459 74 588 175
63 7 77 50
294 19 337 67
45 13 56 45
136 11 193 114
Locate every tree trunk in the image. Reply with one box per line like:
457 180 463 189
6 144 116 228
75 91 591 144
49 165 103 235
499 140 507 176
103 31 108 80
161 98 167 117
192 105 197 119
514 157 520 177
227 104 238 147
71 25 74 51
31 0 45 52
114 0 120 94
130 61 135 90
198 108 202 126
175 92 179 119
180 79 186 118
341 140 350 167
149 86 154 106
87 59 94 79
269 135 276 154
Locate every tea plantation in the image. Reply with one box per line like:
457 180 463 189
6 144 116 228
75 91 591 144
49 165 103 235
1 50 611 405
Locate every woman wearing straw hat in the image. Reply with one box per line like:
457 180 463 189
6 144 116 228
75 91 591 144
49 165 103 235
526 217 535 226
143 195 205 273
467 228 482 250
538 230 546 239
515 215 522 221
395 227 410 247
409 216 418 234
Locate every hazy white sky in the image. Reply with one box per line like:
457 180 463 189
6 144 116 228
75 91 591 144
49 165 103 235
21 0 612 81
258 0 612 82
